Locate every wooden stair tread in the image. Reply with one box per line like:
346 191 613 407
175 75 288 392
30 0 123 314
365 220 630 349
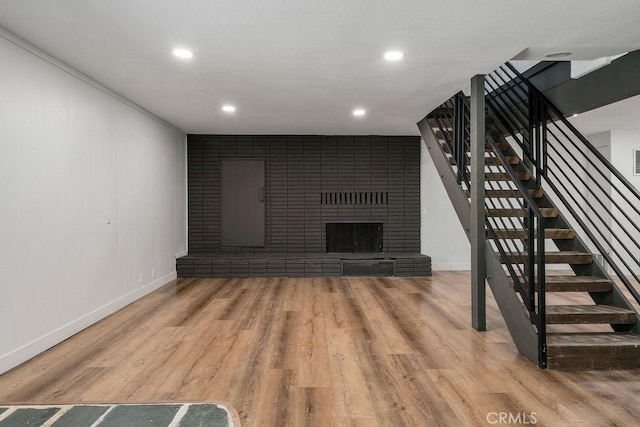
546 305 636 324
466 172 531 181
499 251 593 264
546 275 611 284
486 207 558 218
545 275 612 292
437 131 501 141
428 116 494 128
450 156 520 166
466 188 543 198
510 275 613 293
546 332 640 369
490 228 574 239
441 141 509 153
547 332 640 350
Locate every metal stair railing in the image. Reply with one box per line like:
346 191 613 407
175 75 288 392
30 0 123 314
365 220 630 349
430 92 471 187
485 62 640 311
428 93 548 367
484 131 547 367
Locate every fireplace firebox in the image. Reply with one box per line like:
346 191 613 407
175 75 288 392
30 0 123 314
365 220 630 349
326 222 383 253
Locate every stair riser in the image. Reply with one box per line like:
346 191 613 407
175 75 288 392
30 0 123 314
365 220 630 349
547 332 640 370
546 313 636 324
548 345 640 358
500 255 593 264
547 356 640 370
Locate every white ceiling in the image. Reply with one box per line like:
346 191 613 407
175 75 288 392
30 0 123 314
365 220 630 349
1 1 639 135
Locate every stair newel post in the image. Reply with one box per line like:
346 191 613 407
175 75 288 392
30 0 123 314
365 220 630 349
537 214 547 368
454 92 465 184
527 209 536 311
532 94 545 187
541 101 548 180
522 86 539 180
470 75 487 331
531 93 539 185
522 87 535 181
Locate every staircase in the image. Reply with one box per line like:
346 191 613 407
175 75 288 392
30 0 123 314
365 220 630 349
418 64 640 369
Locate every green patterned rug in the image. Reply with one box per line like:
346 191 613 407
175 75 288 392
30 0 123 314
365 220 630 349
0 403 234 426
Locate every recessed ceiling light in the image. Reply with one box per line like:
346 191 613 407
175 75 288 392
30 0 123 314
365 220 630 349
572 113 579 117
384 51 405 61
545 51 572 58
222 105 236 113
173 48 194 59
353 109 366 117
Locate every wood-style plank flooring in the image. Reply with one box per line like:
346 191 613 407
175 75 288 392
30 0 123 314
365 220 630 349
1 272 639 426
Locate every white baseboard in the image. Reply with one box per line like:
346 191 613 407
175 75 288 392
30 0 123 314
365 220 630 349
0 271 177 375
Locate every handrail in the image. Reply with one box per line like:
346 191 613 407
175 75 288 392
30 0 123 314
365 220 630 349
487 62 640 309
430 92 472 187
484 131 547 367
504 63 640 203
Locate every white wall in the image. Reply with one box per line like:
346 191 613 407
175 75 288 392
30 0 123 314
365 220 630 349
585 132 613 258
0 33 186 373
610 131 640 274
543 128 640 275
420 139 470 270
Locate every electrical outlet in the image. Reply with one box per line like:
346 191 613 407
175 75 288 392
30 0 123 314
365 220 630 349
139 273 143 284
152 268 156 279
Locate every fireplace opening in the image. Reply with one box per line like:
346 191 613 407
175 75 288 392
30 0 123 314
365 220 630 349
326 222 383 253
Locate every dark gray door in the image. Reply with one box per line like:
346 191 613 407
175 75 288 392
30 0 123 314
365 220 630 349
221 159 265 247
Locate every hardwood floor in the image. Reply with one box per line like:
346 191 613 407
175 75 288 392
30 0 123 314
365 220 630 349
1 272 639 426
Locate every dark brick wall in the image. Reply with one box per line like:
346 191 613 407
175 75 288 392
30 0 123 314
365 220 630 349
187 135 420 254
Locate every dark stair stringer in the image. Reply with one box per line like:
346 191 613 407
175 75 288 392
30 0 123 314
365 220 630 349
418 93 640 369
